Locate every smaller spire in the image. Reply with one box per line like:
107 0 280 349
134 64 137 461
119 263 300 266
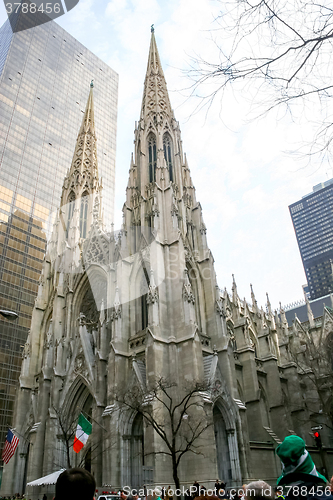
250 283 258 313
232 274 239 307
303 290 315 329
266 292 272 313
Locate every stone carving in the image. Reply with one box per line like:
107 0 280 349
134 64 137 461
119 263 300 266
147 270 158 304
216 295 226 318
22 339 31 359
183 269 195 304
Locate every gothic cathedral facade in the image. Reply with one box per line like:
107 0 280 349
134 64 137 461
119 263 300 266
2 30 332 496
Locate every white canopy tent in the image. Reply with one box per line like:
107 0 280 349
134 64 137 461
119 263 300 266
26 469 66 486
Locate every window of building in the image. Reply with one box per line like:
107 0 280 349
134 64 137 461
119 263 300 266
66 191 75 238
148 134 157 183
163 133 173 182
79 193 88 238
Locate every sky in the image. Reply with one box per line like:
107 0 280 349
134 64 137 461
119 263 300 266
0 0 332 312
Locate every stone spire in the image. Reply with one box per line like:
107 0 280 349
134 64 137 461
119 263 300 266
303 290 315 329
61 82 100 205
232 274 239 306
250 283 259 314
140 28 173 121
57 83 102 244
266 292 276 330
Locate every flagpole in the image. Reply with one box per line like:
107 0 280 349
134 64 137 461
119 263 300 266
76 407 107 431
6 426 31 444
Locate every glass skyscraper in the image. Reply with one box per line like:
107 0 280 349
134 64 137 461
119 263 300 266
0 12 118 450
289 179 333 301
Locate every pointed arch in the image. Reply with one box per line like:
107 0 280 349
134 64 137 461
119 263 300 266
80 192 89 238
130 413 144 489
139 265 150 331
212 397 243 485
163 132 173 182
258 382 270 427
249 329 259 357
186 263 202 330
66 191 76 237
213 405 232 483
148 134 157 183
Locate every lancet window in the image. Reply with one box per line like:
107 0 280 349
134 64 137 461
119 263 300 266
163 133 173 182
80 192 89 238
148 134 157 183
66 192 75 238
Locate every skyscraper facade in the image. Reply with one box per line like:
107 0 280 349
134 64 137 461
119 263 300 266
0 13 118 451
289 179 333 300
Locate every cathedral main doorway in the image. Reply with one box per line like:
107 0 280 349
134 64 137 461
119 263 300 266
213 406 232 484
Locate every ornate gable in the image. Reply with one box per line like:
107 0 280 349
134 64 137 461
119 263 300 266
83 224 109 267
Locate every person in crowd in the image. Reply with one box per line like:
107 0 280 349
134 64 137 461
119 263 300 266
54 468 96 500
165 486 173 500
152 488 162 500
192 481 200 499
184 489 191 500
276 435 332 500
245 481 273 500
127 489 140 500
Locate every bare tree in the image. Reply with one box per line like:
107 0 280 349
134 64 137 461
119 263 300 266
53 406 77 469
289 325 333 429
113 378 213 493
54 406 114 471
187 0 333 159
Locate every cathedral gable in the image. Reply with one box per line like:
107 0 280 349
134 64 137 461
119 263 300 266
83 224 109 267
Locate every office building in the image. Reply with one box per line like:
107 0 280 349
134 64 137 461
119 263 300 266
0 11 118 452
289 179 333 300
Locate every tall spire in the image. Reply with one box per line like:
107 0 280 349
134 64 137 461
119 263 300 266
77 82 96 144
61 83 99 202
140 28 173 120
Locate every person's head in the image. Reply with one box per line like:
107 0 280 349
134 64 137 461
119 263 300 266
55 468 96 500
276 435 327 485
152 488 162 499
119 491 127 500
245 481 273 500
132 490 138 500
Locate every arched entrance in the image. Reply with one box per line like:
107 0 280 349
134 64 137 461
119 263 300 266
213 406 232 483
130 413 144 489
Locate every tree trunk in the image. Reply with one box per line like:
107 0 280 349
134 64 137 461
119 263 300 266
66 438 72 468
172 454 181 498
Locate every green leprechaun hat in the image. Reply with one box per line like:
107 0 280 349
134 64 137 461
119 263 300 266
276 435 327 485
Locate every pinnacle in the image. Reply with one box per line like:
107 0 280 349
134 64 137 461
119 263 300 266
79 83 96 137
140 30 173 119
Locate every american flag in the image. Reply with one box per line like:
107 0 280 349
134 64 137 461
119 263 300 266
2 429 19 464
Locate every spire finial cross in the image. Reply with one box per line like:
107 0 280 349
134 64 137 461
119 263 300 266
90 79 94 88
151 24 154 33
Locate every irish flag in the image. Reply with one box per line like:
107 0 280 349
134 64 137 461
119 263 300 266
73 413 92 453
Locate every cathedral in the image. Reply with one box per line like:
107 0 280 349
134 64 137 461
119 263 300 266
2 29 333 497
